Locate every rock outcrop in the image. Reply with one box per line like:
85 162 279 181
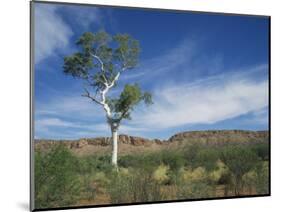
34 130 269 155
168 130 269 145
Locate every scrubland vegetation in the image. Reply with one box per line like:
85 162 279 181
34 141 269 209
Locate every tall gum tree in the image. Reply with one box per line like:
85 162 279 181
63 31 152 167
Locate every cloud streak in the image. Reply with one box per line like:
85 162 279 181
59 5 102 30
36 95 104 119
34 4 73 64
35 66 268 139
34 19 268 139
121 39 197 82
35 117 110 139
128 66 268 130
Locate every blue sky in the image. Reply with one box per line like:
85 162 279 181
34 2 269 140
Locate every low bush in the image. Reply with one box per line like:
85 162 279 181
34 141 269 207
152 164 170 184
254 161 269 194
106 168 165 203
195 148 220 171
220 145 260 195
251 142 269 161
35 144 81 208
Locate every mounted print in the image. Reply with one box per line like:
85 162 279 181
30 1 270 211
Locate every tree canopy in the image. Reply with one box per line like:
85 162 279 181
63 31 152 125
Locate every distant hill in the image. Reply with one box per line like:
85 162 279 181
35 130 269 156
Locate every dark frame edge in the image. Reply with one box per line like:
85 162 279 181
268 16 271 196
32 194 271 212
30 1 35 211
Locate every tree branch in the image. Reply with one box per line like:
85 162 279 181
117 107 130 122
108 72 120 88
82 88 103 105
90 53 104 71
85 53 127 121
90 53 108 85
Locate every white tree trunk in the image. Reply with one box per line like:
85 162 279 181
83 53 127 169
111 128 118 167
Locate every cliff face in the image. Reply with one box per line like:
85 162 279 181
168 130 268 145
35 134 167 156
35 135 164 149
34 130 269 156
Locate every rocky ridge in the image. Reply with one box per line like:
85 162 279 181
35 130 269 155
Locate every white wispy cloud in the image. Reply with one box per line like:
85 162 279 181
35 117 110 139
35 116 152 139
36 117 109 131
34 24 268 139
36 95 104 119
35 66 268 139
117 37 269 132
121 38 227 85
127 66 268 130
34 3 104 65
34 4 73 64
36 118 76 128
61 5 102 30
122 39 197 81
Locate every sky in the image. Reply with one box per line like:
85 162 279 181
33 2 269 140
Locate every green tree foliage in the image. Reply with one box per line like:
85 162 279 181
64 31 140 80
107 83 153 120
63 30 152 167
63 31 152 124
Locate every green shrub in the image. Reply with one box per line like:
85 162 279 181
174 165 215 199
254 161 269 194
242 170 256 194
106 170 132 203
220 145 259 195
182 167 207 182
78 173 96 201
209 161 229 183
35 144 81 208
252 142 269 161
129 169 164 202
152 164 170 184
195 148 220 171
34 141 269 206
118 154 136 168
160 150 184 172
176 179 214 199
118 153 159 170
183 143 202 168
107 168 165 203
